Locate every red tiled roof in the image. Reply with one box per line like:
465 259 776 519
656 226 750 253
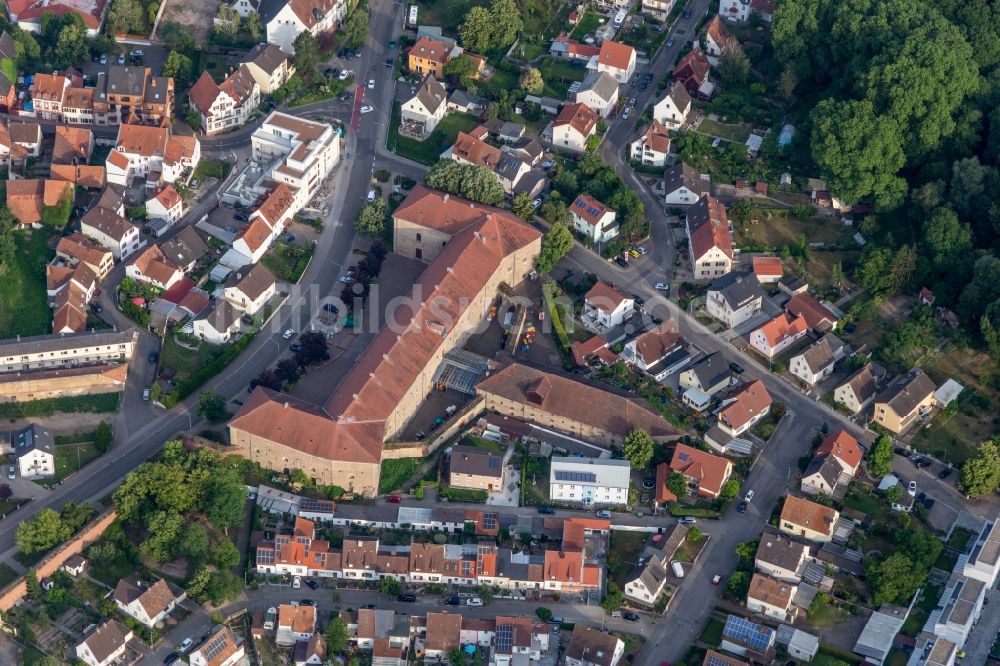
751 256 783 278
755 314 807 348
451 131 501 167
817 430 862 473
784 293 838 331
598 40 635 71
687 195 732 260
554 102 598 137
718 379 772 431
570 193 613 227
543 550 584 583
52 125 92 164
585 280 630 313
668 443 732 496
673 48 710 85
780 495 837 537
410 36 451 65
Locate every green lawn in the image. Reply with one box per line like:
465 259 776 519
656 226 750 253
261 241 314 282
698 617 725 646
380 457 423 494
812 649 863 666
609 531 648 588
438 487 488 502
202 54 231 83
51 442 102 484
0 562 17 588
570 11 602 40
843 486 889 523
462 436 504 454
696 119 752 143
536 57 586 99
192 158 232 182
387 104 480 166
161 335 219 382
0 229 55 339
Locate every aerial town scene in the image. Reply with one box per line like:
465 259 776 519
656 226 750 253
0 0 997 664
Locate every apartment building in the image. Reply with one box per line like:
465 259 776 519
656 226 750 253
549 457 630 506
105 123 201 187
189 65 261 136
0 329 136 373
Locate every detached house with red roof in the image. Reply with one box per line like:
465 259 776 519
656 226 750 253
673 47 714 99
703 15 736 66
265 0 349 55
686 195 733 279
779 495 839 543
749 314 807 359
105 123 201 188
189 65 261 136
594 40 636 83
801 430 862 496
571 193 618 243
629 119 672 167
125 245 184 290
656 443 733 504
784 292 839 333
717 379 772 437
145 185 183 225
621 323 690 380
7 0 108 36
549 102 598 153
584 280 634 329
408 36 452 78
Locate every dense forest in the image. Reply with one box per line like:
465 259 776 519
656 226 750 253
773 0 1000 353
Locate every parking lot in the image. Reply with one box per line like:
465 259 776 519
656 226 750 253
77 45 170 80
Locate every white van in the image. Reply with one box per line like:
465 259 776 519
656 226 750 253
292 576 301 589
465 597 483 607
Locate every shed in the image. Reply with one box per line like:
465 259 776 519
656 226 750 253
932 379 963 407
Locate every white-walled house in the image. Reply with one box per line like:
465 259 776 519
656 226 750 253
223 263 277 315
193 301 242 344
749 314 808 359
550 102 598 153
621 324 690 380
571 194 618 243
664 162 707 205
400 75 448 139
80 207 141 260
574 71 620 118
706 272 762 328
189 66 261 136
686 195 733 279
833 364 878 415
594 40 636 83
584 281 634 329
125 245 184 290
629 120 671 167
746 573 797 622
266 0 348 55
719 0 773 24
75 621 133 666
717 379 772 437
549 457 630 505
12 423 54 479
652 81 692 130
145 186 183 225
244 43 296 94
789 335 845 386
113 578 185 628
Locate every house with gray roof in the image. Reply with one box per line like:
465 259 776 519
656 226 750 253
800 455 842 497
872 368 937 434
833 362 879 414
854 609 907 664
706 271 762 328
679 352 732 397
790 334 845 386
652 80 691 130
192 301 242 344
664 162 708 205
755 532 809 582
12 423 54 479
400 75 448 139
573 71 620 118
623 525 687 607
447 89 487 114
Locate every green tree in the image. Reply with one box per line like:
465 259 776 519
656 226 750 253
205 481 245 531
355 199 387 236
140 510 185 561
160 21 194 52
379 577 402 596
106 0 145 34
162 51 193 88
959 439 1000 497
16 508 71 555
246 11 263 40
600 580 624 612
924 208 972 266
214 5 239 36
535 222 573 274
293 31 321 81
60 501 95 533
54 21 89 70
621 428 655 470
325 616 350 654
459 6 494 53
425 160 504 206
810 99 906 208
868 433 894 478
535 607 553 621
884 484 902 504
720 478 740 500
25 571 42 600
686 526 703 543
511 193 535 220
443 55 477 87
197 388 228 423
869 553 923 605
178 522 210 563
718 47 750 83
727 571 750 600
211 539 241 569
489 0 522 49
666 472 687 499
344 7 370 49
186 564 213 601
735 540 758 568
94 421 113 454
519 67 544 94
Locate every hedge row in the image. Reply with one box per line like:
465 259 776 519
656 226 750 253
0 393 120 419
162 332 258 409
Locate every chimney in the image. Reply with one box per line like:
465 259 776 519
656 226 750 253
283 402 289 408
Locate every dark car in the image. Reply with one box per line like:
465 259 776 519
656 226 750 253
615 256 631 269
305 579 319 590
290 343 302 352
398 593 417 602
682 8 691 18
445 596 461 606
938 467 953 479
385 58 394 67
923 497 936 510
767 289 781 297
337 48 348 58
90 302 103 313
622 611 640 622
362 603 377 609
234 212 250 222
537 506 555 514
914 458 932 468
323 303 339 314
633 294 645 306
729 362 745 374
386 495 402 504
737 501 748 513
148 351 159 364
894 447 911 457
300 599 317 606
163 653 180 665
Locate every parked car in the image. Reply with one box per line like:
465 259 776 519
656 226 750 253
537 506 555 514
7 466 13 480
398 593 417 602
729 362 745 374
143 387 151 401
367 189 376 203
389 40 397 48
913 458 931 468
292 576 301 588
711 573 722 585
937 467 953 479
148 351 159 364
596 510 612 519
736 501 748 514
233 212 250 222
532 198 542 209
339 69 352 80
367 79 375 89
340 270 356 283
386 495 402 503
655 282 670 291
615 256 630 269
282 328 295 339
299 599 317 606
445 596 461 606
677 517 697 525
465 597 483 607
894 447 912 457
744 489 755 501
163 653 180 665
666 36 674 47
907 480 917 496
99 54 107 65
621 611 640 622
548 616 564 625
767 289 781 297
117 53 126 65
305 579 319 590
385 58 394 67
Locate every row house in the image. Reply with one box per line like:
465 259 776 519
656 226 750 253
229 183 296 265
189 65 261 136
30 66 174 125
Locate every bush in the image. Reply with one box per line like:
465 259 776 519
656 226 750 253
162 332 257 408
0 394 119 419
373 169 390 182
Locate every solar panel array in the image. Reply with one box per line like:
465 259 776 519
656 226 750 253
704 654 736 666
301 498 335 513
722 615 773 651
257 548 274 564
496 624 513 653
554 471 597 483
489 458 500 469
483 513 498 530
201 631 229 661
678 452 689 461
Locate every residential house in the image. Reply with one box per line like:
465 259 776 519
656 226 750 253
701 651 748 666
189 65 261 135
920 638 957 666
583 280 634 329
63 554 88 577
52 125 94 164
963 520 1000 587
595 40 636 83
160 226 208 273
0 33 16 111
145 185 183 225
400 75 448 139
193 301 242 344
549 457 631 506
276 604 317 646
872 368 936 434
784 293 838 333
12 423 54 479
623 527 686 606
754 532 809 582
720 615 775 662
448 128 501 169
779 495 839 543
244 42 295 94
423 612 462 662
49 162 106 190
550 102 598 153
10 121 41 157
55 233 113 280
255 517 340 578
125 245 183 290
653 81 692 130
664 162 707 205
229 0 260 19
816 431 863 478
746 573 797 621
565 626 624 666
61 86 96 124
706 271 762 328
294 633 327 666
717 379 772 437
686 195 733 279
408 36 451 77
448 445 504 491
549 33 601 62
641 0 676 22
571 194 618 244
264 0 348 55
833 363 878 414
789 334 844 386
932 574 986 649
31 72 72 119
702 15 735 66
447 89 487 115
113 577 185 628
188 625 245 666
75 620 133 666
105 123 201 187
228 183 296 265
749 314 808 359
357 608 396 648
751 256 783 283
80 206 141 260
47 254 96 334
621 324 690 380
672 48 713 99
719 0 774 24
656 443 733 503
223 263 277 315
799 456 842 497
574 71 620 118
629 120 672 167
678 352 731 396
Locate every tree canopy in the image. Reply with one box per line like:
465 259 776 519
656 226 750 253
425 160 505 206
867 433 894 478
959 439 1000 497
535 222 573 274
622 429 655 470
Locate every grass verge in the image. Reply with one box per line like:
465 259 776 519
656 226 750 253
379 457 422 494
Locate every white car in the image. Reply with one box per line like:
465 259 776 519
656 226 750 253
532 198 542 209
360 105 373 114
339 270 356 284
283 329 295 340
339 69 352 80
179 638 194 654
744 490 755 501
654 282 670 291
292 576 301 588
907 480 917 496
367 79 375 89
635 246 648 255
622 107 631 119
465 597 483 607
367 188 376 203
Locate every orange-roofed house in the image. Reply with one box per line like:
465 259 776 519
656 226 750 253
125 245 184 290
784 292 839 333
30 72 72 119
107 123 201 187
255 517 340 577
5 178 71 226
656 443 733 503
263 0 346 55
746 573 797 621
749 314 808 359
56 233 114 279
595 40 636 83
189 65 261 136
550 102 598 153
717 379 772 437
146 186 184 225
276 603 316 646
49 164 106 190
703 15 736 66
188 624 245 666
816 430 863 477
686 194 733 279
52 126 94 164
422 612 462 661
622 323 690 380
752 256 783 283
571 193 618 243
629 119 672 167
448 130 502 169
779 495 839 543
583 280 634 329
408 36 451 78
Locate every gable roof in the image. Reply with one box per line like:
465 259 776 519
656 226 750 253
705 15 733 49
9 121 40 145
247 43 290 74
876 369 936 416
597 40 635 71
673 48 710 84
751 255 783 279
668 443 731 496
189 71 224 114
128 245 182 285
839 363 878 404
780 495 837 537
578 70 620 104
226 263 276 301
56 233 112 270
449 444 503 479
278 603 316 633
571 194 614 226
5 179 71 225
52 126 93 164
687 195 731 260
81 206 135 242
113 577 179 619
784 293 838 331
160 226 208 267
634 119 671 154
709 271 760 310
277 0 342 28
79 620 131 664
451 131 501 167
410 36 451 65
554 102 598 137
684 352 730 390
755 531 808 572
115 123 169 157
718 380 772 431
665 80 692 111
49 164 105 189
149 185 182 211
817 431 862 472
755 314 807 348
585 280 631 313
803 455 840 491
664 162 705 196
566 626 621 666
796 335 841 373
424 612 461 652
409 75 447 115
191 625 243 666
631 323 684 364
748 573 794 609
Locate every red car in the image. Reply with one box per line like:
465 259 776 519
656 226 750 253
386 495 402 504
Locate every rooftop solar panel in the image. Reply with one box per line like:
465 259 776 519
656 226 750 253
705 655 735 666
483 513 497 529
201 631 228 660
554 471 597 483
722 615 773 651
496 624 513 653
